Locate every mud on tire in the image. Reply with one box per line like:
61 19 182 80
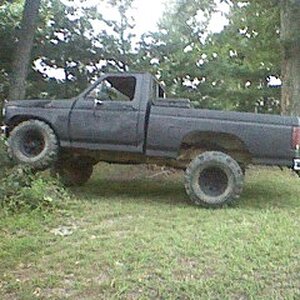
184 151 244 208
8 120 58 170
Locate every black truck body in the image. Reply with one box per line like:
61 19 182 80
4 72 300 167
3 72 300 207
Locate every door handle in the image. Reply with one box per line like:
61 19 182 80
94 99 104 107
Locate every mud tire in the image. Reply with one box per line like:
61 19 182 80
184 151 244 208
8 120 58 170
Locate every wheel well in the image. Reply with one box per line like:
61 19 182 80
179 131 252 165
7 115 56 136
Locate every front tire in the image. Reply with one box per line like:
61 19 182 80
8 120 58 170
184 151 244 208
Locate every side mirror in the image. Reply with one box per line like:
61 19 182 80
94 99 104 107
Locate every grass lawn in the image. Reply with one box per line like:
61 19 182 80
0 165 299 299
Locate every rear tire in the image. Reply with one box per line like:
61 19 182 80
52 158 93 186
184 151 244 208
8 120 58 170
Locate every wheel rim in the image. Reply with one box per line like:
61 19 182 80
199 167 229 197
20 130 45 157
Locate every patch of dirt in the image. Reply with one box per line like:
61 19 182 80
43 287 75 299
100 214 133 226
174 257 216 281
178 257 198 269
92 272 110 284
0 292 18 300
99 163 181 182
230 292 250 300
112 230 128 238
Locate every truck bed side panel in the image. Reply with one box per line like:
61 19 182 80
146 106 299 165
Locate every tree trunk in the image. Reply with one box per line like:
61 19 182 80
280 0 300 115
8 0 41 101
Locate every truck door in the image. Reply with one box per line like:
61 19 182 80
69 75 142 152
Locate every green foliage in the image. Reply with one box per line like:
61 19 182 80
209 0 281 113
27 0 103 99
99 0 137 72
0 0 284 113
0 129 69 214
138 0 281 113
0 136 14 176
0 166 70 213
0 0 140 101
208 0 281 113
137 0 216 95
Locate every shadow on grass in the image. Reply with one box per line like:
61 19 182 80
72 173 300 210
240 181 300 209
72 177 189 206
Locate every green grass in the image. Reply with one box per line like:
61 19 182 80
0 165 299 299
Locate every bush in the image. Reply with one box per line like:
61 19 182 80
0 135 14 177
0 135 71 213
0 166 71 213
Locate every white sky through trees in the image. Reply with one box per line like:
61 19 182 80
36 1 281 89
61 0 230 36
133 0 229 35
40 0 230 80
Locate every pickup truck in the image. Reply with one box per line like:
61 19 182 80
2 72 300 207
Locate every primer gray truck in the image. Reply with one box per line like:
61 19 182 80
3 72 300 207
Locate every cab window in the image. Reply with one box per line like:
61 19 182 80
88 76 136 101
153 81 166 99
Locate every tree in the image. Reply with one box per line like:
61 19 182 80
137 0 217 107
280 0 300 115
0 0 23 103
8 0 41 100
28 0 103 99
26 0 138 99
225 0 300 115
137 0 279 112
200 0 281 113
98 0 137 72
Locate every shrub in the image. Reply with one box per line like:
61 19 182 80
0 134 71 213
0 166 71 213
0 135 14 177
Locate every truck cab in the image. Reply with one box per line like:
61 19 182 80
69 73 152 153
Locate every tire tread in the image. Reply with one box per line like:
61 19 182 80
7 119 58 170
184 151 244 208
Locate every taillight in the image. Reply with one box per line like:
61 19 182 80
292 127 300 149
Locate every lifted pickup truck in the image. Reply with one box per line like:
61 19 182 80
3 72 300 207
